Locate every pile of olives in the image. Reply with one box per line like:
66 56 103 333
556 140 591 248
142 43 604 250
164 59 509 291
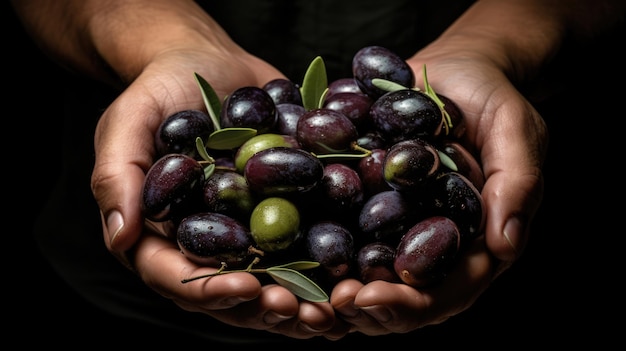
141 46 485 299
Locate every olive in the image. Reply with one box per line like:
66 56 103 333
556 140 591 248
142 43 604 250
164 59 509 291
394 216 460 287
249 197 301 252
176 212 256 268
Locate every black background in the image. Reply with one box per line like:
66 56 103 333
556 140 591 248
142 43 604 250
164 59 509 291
6 2 624 348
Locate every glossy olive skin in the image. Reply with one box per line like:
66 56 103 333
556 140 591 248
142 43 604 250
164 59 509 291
249 197 301 252
203 169 256 223
394 216 460 287
356 130 388 150
370 89 444 143
356 242 400 284
325 77 362 100
319 163 364 215
176 212 256 268
358 190 421 242
234 133 300 173
243 147 324 197
262 78 303 106
141 153 205 222
304 220 355 283
275 103 306 137
423 172 485 245
352 45 415 99
358 148 393 197
220 86 277 134
322 92 373 130
155 109 214 159
383 139 440 192
296 108 358 154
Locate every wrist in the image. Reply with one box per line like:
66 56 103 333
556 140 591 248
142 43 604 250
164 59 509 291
418 0 566 85
88 0 232 84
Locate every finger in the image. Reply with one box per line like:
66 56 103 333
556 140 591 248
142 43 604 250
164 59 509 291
479 92 547 263
331 279 394 336
177 284 299 330
343 238 494 334
267 300 338 339
91 89 164 253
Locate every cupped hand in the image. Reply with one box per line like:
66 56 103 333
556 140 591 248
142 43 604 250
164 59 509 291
92 47 282 253
328 46 547 336
332 237 493 335
131 229 346 339
90 48 348 338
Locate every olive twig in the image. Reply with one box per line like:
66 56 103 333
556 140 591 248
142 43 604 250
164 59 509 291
421 64 453 135
180 258 329 303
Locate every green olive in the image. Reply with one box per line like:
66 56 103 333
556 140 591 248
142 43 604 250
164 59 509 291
249 197 300 252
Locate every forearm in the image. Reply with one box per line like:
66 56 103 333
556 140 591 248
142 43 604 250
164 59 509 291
416 0 626 84
11 0 242 87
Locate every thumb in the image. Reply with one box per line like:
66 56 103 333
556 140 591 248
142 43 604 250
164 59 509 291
480 99 547 266
91 92 162 253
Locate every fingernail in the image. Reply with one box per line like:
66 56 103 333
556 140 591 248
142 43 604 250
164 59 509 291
503 216 522 256
360 305 392 323
263 311 292 324
106 211 124 247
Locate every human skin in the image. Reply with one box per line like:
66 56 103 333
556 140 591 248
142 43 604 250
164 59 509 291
12 0 626 340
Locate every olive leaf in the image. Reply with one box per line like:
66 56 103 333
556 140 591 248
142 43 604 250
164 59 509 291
195 137 214 162
271 261 321 270
266 267 329 303
206 128 258 150
437 150 458 172
371 78 408 92
194 72 223 131
300 56 328 111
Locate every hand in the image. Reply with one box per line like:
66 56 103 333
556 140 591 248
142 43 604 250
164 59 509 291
90 42 349 339
329 41 547 335
131 227 350 339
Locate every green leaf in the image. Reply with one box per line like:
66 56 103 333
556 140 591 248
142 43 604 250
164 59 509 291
194 72 223 131
271 261 320 270
266 267 329 302
195 137 213 162
437 150 458 172
203 163 216 179
300 56 328 111
371 78 408 92
206 128 257 150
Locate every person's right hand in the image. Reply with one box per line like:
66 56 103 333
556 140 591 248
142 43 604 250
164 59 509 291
87 1 348 340
91 41 349 340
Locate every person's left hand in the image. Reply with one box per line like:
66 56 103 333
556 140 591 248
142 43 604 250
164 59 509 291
328 40 547 336
331 238 494 335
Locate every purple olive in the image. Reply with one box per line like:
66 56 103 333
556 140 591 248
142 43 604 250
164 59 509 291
141 153 205 222
394 216 460 287
177 212 256 268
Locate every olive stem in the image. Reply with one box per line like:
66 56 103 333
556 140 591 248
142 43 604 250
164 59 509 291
421 64 453 134
181 257 267 283
313 142 372 160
